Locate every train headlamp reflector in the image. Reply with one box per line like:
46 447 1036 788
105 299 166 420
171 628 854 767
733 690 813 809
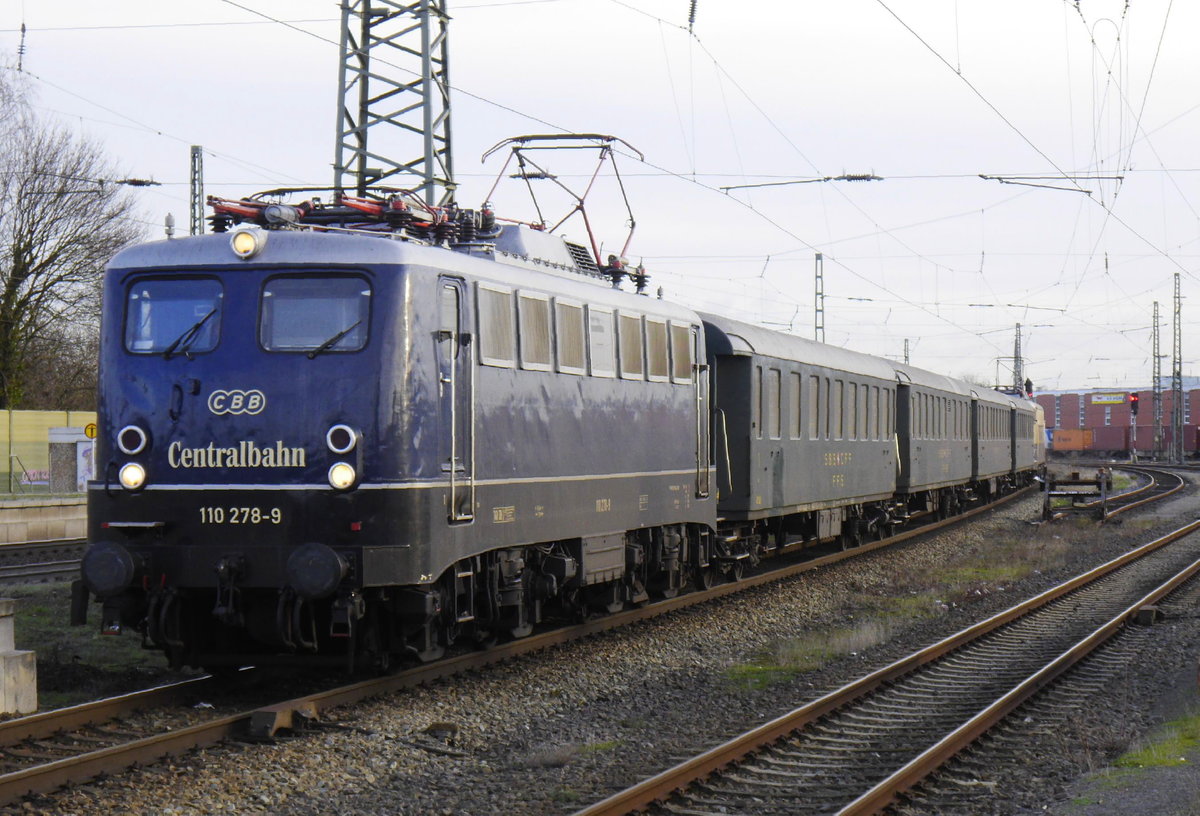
326 424 358 454
117 425 148 455
230 227 266 260
328 462 357 490
118 462 146 490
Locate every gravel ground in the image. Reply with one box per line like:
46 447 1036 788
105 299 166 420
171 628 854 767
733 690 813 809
11 471 1200 816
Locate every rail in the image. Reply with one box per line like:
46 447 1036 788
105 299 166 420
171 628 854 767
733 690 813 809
573 518 1200 816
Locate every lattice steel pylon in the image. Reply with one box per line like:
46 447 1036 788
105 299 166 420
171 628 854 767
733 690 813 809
189 146 205 236
814 252 825 343
333 0 455 205
1012 323 1023 395
1172 273 1184 463
1152 300 1163 458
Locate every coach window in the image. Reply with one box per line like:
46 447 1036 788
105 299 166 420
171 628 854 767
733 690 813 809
870 386 880 440
517 292 552 371
669 323 693 383
260 275 370 354
587 306 616 377
768 368 781 439
848 383 858 440
859 383 868 440
824 377 832 438
126 277 223 354
618 313 645 379
646 318 670 382
477 284 516 367
790 373 802 438
555 300 586 375
808 375 820 440
833 380 844 439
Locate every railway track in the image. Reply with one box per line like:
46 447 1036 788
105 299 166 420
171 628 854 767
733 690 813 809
574 517 1200 816
0 538 85 585
0 487 1036 807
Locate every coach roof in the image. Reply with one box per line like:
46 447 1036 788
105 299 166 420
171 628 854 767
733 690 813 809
700 313 896 380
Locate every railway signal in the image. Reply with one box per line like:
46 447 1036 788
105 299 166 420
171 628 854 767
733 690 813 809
1130 393 1140 415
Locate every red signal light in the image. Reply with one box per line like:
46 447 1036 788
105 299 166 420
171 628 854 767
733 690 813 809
1129 393 1140 415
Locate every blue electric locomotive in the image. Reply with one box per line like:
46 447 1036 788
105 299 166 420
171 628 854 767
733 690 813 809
80 196 717 671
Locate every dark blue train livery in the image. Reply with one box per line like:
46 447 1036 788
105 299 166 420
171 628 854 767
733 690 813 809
78 193 1044 671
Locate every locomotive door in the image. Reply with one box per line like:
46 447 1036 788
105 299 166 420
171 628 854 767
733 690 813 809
438 278 474 523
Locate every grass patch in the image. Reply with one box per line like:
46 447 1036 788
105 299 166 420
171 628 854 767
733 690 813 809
6 583 186 711
1113 710 1200 770
727 620 893 691
940 565 1029 585
581 740 622 754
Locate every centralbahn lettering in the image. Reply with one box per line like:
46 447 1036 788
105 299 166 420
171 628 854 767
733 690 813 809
168 440 306 469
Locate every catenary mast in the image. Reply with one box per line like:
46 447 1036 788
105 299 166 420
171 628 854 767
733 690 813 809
333 0 455 205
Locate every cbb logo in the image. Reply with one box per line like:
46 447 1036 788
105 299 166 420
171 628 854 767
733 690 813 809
208 389 267 416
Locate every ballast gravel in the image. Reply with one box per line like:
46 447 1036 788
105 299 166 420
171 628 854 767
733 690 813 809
18 472 1200 816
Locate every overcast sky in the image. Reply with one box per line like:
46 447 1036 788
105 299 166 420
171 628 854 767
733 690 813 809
3 0 1196 392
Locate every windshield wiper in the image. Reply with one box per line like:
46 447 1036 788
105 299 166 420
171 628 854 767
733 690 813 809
306 320 363 359
163 308 218 360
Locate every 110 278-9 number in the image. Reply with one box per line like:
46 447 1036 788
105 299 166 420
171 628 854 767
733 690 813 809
199 506 283 524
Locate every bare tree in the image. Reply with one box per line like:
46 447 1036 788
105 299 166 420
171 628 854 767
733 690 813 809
0 71 143 408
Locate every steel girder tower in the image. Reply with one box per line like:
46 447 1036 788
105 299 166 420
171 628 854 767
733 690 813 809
1012 323 1023 395
333 0 455 205
814 253 825 343
1172 273 1184 463
1153 300 1163 458
189 146 205 236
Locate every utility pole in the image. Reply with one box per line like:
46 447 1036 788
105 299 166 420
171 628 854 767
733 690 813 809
333 0 455 205
1172 273 1184 463
1152 300 1163 459
813 253 825 343
1012 322 1023 395
189 146 204 236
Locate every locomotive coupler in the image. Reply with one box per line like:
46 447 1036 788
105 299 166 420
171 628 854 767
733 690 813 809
212 555 246 627
330 591 365 639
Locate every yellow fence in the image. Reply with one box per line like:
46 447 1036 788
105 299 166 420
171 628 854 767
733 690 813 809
0 410 97 493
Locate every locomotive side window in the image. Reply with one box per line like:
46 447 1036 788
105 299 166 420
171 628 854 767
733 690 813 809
618 313 644 379
125 278 223 354
645 319 669 382
517 292 552 371
555 300 586 375
477 284 515 367
587 306 616 377
669 323 692 383
260 276 370 353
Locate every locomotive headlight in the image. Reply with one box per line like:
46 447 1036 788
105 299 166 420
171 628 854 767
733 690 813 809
118 462 147 491
328 462 357 490
230 227 266 260
326 424 358 454
117 425 148 455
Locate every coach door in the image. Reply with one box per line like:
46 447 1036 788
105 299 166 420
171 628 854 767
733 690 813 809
438 278 474 522
694 326 711 498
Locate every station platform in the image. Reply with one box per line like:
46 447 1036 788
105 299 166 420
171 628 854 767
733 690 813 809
0 495 86 544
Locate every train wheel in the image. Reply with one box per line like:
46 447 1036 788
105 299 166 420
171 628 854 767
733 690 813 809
694 566 717 591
